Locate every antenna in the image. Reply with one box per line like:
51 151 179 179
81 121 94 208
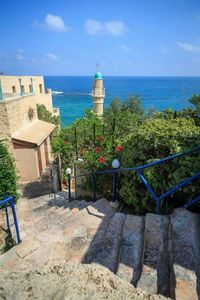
97 64 100 72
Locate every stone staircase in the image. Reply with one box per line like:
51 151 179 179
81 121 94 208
0 195 200 300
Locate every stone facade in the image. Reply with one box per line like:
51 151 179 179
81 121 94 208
0 75 59 182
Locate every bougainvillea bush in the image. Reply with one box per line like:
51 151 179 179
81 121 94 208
82 134 124 199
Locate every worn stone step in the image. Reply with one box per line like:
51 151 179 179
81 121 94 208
170 208 200 300
87 212 126 273
137 213 170 296
64 199 116 263
116 215 144 285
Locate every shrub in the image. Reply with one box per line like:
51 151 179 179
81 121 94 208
119 117 200 214
37 104 60 125
0 142 19 202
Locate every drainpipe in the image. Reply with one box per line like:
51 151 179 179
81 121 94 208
0 79 3 100
19 78 23 96
30 77 34 93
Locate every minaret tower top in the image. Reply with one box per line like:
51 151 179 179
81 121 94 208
92 66 105 116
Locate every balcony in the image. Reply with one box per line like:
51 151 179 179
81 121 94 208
0 92 35 103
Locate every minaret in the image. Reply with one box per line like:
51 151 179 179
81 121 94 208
92 69 105 116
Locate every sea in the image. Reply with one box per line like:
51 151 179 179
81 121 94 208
44 76 200 126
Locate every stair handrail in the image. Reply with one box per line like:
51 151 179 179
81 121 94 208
0 196 21 244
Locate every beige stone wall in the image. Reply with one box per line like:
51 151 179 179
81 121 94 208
0 75 58 182
0 75 57 140
5 95 37 135
0 104 10 141
1 76 44 95
0 75 54 112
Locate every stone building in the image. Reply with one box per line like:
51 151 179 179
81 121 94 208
0 76 59 182
92 72 105 116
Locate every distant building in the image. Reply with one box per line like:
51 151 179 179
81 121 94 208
0 76 59 182
92 71 105 116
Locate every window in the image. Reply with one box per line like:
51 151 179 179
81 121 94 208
12 86 16 93
39 84 43 94
29 85 32 93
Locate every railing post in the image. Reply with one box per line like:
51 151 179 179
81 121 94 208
92 172 96 202
10 197 21 244
112 172 118 202
68 174 71 200
4 202 10 234
66 168 72 200
156 200 161 214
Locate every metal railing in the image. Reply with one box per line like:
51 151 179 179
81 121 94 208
67 145 200 214
0 196 21 244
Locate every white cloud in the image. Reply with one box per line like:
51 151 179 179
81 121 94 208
84 19 128 36
46 53 59 61
104 21 127 36
120 44 132 52
34 13 71 32
84 19 103 35
15 53 26 60
15 50 26 60
177 41 200 52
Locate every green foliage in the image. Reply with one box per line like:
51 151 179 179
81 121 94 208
37 104 60 125
189 94 200 109
0 142 19 202
119 117 200 213
51 94 200 214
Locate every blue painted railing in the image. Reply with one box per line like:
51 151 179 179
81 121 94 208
0 196 21 244
68 145 200 214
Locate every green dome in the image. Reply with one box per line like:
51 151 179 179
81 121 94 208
95 72 103 79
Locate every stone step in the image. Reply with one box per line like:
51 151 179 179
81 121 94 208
65 199 116 263
170 208 200 300
116 215 144 286
137 213 170 296
88 212 125 273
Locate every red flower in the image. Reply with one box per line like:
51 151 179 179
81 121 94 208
98 156 105 164
64 140 68 145
98 136 103 142
116 145 123 152
96 147 101 154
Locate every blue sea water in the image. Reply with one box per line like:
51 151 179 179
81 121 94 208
44 76 200 126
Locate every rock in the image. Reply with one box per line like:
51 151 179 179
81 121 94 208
0 262 170 300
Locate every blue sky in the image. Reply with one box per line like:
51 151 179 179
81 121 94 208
1 0 200 76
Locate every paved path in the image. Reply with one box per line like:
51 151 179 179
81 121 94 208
0 194 200 299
